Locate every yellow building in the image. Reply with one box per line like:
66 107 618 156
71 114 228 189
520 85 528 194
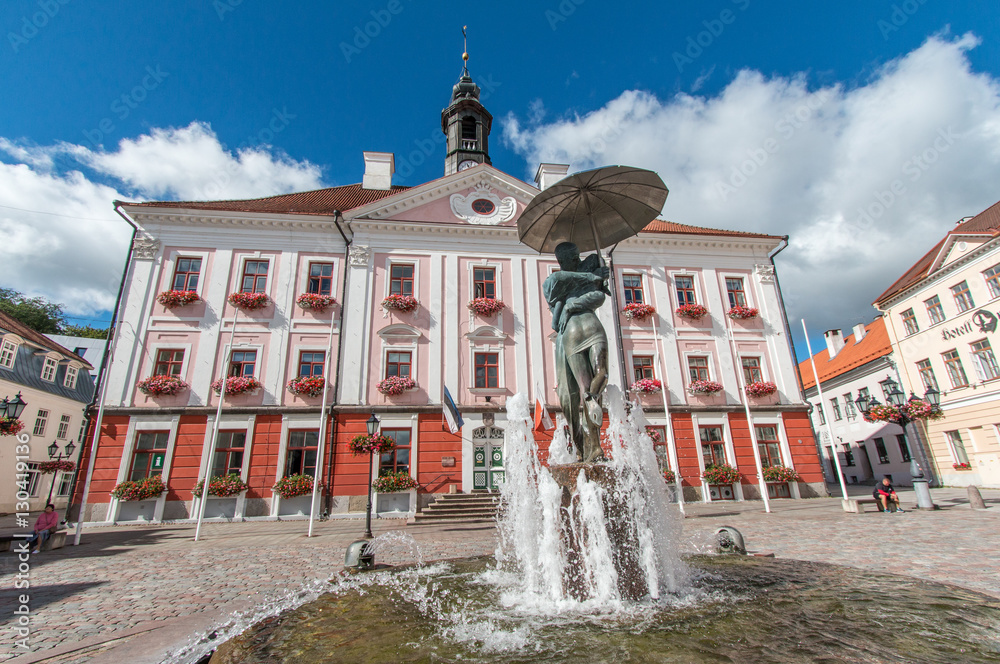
875 199 1000 488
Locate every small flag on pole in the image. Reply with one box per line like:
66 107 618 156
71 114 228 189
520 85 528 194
443 386 464 434
534 392 553 432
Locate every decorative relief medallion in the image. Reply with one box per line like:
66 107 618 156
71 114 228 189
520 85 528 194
132 235 160 260
450 183 517 225
349 245 371 267
755 264 775 283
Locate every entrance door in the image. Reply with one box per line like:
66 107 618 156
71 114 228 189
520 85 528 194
473 426 505 491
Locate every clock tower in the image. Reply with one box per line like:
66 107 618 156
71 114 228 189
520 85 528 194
442 49 492 176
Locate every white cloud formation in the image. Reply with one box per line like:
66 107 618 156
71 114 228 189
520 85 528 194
504 33 1000 340
0 122 325 319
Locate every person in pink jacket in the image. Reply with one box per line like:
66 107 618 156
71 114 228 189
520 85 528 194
28 504 59 553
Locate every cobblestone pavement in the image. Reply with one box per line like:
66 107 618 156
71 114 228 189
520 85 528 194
1 486 997 663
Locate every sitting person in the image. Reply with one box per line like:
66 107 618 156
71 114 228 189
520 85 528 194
27 504 60 553
874 477 905 513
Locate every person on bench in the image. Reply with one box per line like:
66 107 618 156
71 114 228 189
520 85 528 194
874 477 905 513
27 504 59 553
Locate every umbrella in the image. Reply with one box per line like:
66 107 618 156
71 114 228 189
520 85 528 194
517 165 669 260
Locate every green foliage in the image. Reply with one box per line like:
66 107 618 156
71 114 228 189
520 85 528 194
0 288 65 333
60 324 109 339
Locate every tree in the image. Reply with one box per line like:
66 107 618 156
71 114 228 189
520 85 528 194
0 288 65 333
60 324 109 340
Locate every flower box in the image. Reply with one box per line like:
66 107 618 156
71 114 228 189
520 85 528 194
762 465 799 483
137 375 189 397
272 474 314 499
953 462 972 471
296 293 336 312
381 295 419 313
193 473 249 498
631 378 662 394
228 292 270 310
111 476 166 501
727 305 759 319
38 460 76 474
349 433 396 456
468 297 506 316
0 417 25 437
676 304 709 319
745 381 777 398
376 376 417 396
688 380 724 395
662 469 676 483
157 290 200 308
622 303 656 321
286 375 326 397
372 470 418 493
211 376 263 396
702 464 741 485
645 427 663 444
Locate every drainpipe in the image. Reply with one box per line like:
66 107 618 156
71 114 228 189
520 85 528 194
73 201 137 545
325 211 351 510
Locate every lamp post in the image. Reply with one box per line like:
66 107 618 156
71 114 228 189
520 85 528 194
364 412 380 539
0 392 28 419
855 377 940 510
45 440 77 504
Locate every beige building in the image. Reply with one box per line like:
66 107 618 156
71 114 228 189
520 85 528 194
0 312 96 513
874 199 1000 488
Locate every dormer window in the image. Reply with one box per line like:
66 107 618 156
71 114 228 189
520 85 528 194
41 357 58 382
0 338 17 369
64 365 79 389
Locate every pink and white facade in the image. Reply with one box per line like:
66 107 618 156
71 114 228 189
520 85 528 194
74 71 825 524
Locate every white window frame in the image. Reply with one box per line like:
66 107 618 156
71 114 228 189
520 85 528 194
41 355 59 382
148 343 193 381
468 260 503 301
627 350 657 383
64 362 81 389
682 350 716 386
619 270 647 305
720 272 754 309
692 413 735 473
378 331 419 384
237 254 272 295
33 409 49 436
224 343 264 380
969 338 1000 382
739 354 768 385
56 414 71 439
299 255 340 298
945 430 970 465
669 270 703 308
384 258 420 298
0 335 21 369
165 250 210 294
924 295 946 325
26 462 40 497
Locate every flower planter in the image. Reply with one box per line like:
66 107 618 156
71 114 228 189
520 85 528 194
676 304 709 319
137 375 189 397
157 290 200 308
687 380 724 395
381 295 419 313
468 298 506 317
272 474 314 499
662 469 676 483
727 305 759 320
953 462 972 471
622 303 656 321
211 376 262 396
631 378 662 394
286 375 326 397
0 417 25 436
744 381 777 398
376 376 417 396
111 476 166 502
349 433 395 456
702 464 741 485
645 428 663 444
372 470 418 493
193 473 249 498
762 465 799 483
296 293 336 312
766 482 792 499
38 460 75 474
228 292 270 311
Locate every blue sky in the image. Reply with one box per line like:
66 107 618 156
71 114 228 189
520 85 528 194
2 0 1000 358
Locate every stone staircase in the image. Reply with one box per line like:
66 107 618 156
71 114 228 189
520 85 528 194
410 492 500 525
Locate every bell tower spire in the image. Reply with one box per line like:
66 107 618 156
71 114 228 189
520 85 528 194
442 26 492 176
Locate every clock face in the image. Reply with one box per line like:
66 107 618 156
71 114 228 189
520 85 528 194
458 159 477 171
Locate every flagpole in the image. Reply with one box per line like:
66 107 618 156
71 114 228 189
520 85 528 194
195 308 239 542
650 312 684 514
308 303 339 537
801 319 849 500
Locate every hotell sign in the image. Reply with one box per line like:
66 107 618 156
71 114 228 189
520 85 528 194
941 308 999 341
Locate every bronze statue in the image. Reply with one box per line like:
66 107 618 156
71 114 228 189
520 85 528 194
543 242 611 462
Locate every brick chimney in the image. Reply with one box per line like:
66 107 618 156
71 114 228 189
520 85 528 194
824 329 845 357
362 152 394 190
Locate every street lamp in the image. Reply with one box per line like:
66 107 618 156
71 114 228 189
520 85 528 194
364 412 380 539
855 376 940 509
0 392 28 419
45 440 77 504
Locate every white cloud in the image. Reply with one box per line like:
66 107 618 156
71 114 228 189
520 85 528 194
0 123 325 319
503 33 1000 338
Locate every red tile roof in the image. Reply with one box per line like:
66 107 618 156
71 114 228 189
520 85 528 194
643 220 783 240
127 184 410 215
874 198 1000 306
797 318 891 390
0 311 92 367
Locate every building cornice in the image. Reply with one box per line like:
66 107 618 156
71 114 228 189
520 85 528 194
879 235 1000 311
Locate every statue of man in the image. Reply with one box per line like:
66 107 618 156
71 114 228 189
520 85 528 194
542 242 611 463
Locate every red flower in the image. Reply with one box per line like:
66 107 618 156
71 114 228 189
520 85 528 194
296 293 336 312
688 380 724 394
376 376 417 395
272 474 315 499
702 464 741 484
349 433 396 455
193 473 249 498
745 381 777 397
211 376 263 395
727 305 759 319
662 469 676 483
228 292 270 310
762 465 799 482
676 304 709 319
468 298 506 316
137 375 189 397
0 417 25 437
111 476 166 501
381 295 419 312
631 378 662 394
157 290 200 308
372 470 417 493
622 303 656 321
38 460 75 474
286 375 326 397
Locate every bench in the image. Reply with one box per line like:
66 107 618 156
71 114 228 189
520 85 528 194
842 498 888 513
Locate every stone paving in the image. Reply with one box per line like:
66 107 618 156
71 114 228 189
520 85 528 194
0 486 996 663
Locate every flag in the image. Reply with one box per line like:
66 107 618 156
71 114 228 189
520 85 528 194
443 386 464 434
534 393 553 431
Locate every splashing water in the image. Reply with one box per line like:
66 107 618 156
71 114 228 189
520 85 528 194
495 387 687 610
